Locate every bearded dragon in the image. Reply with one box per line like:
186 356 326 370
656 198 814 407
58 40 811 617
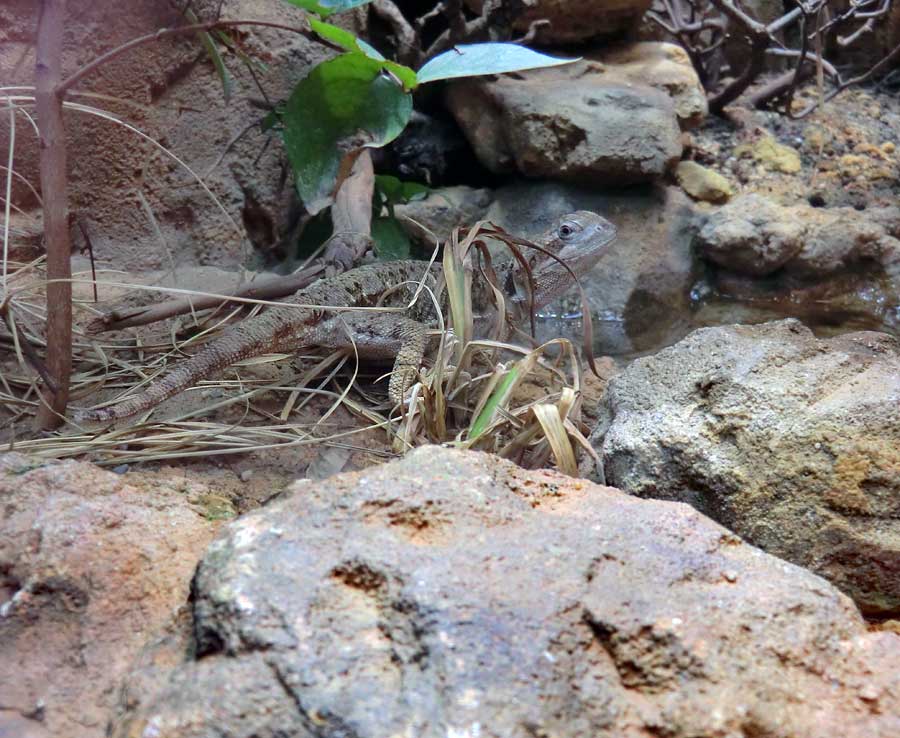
75 211 616 423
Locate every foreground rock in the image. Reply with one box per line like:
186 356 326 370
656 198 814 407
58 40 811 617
446 42 705 186
595 320 900 615
114 447 900 737
0 454 220 738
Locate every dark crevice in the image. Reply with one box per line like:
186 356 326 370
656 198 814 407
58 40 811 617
269 659 362 738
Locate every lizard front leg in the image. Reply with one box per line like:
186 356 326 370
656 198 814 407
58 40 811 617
309 313 428 404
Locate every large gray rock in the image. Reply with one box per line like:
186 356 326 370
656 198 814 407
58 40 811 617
594 319 900 615
394 185 493 244
0 453 220 738
446 47 691 186
113 447 900 738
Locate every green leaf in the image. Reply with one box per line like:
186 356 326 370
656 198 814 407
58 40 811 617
469 365 520 439
374 175 428 205
416 43 578 85
309 18 380 56
282 53 412 214
199 30 234 101
281 0 374 17
183 7 234 102
371 216 411 260
309 19 417 90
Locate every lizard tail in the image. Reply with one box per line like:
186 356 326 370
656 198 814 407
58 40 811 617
74 326 279 424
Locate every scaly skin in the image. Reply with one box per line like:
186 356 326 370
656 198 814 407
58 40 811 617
75 211 616 423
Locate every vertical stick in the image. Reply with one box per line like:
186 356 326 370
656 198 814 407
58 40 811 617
34 0 72 429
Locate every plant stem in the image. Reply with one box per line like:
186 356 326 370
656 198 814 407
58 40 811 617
34 0 72 430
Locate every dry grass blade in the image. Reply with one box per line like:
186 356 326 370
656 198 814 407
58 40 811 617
531 403 577 477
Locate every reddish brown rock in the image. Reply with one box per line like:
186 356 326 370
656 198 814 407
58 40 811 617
114 447 900 738
0 454 219 738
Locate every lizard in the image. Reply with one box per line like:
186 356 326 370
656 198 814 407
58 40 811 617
74 211 616 423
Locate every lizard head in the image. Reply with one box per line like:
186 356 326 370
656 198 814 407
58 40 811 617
524 210 617 310
546 210 618 262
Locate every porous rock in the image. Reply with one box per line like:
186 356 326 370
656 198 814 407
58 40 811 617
594 319 900 615
695 195 900 329
697 193 805 274
113 446 900 737
0 453 219 738
675 160 733 203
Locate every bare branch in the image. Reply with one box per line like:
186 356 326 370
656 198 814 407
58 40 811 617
652 0 900 115
34 0 72 429
372 0 420 67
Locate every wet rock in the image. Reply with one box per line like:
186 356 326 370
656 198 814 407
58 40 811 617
113 446 900 738
675 160 733 203
463 0 652 44
446 48 690 186
593 319 900 615
696 194 900 330
0 453 220 738
484 182 698 355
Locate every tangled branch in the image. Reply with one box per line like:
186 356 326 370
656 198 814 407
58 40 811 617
649 0 899 116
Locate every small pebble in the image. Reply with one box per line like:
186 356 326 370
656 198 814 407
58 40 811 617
240 470 253 482
723 570 738 583
112 464 130 475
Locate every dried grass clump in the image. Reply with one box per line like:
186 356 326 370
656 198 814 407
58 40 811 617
1 224 598 474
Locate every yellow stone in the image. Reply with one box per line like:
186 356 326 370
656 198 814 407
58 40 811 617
734 135 802 173
674 160 733 203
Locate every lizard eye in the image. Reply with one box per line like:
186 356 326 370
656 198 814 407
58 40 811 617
559 222 576 238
